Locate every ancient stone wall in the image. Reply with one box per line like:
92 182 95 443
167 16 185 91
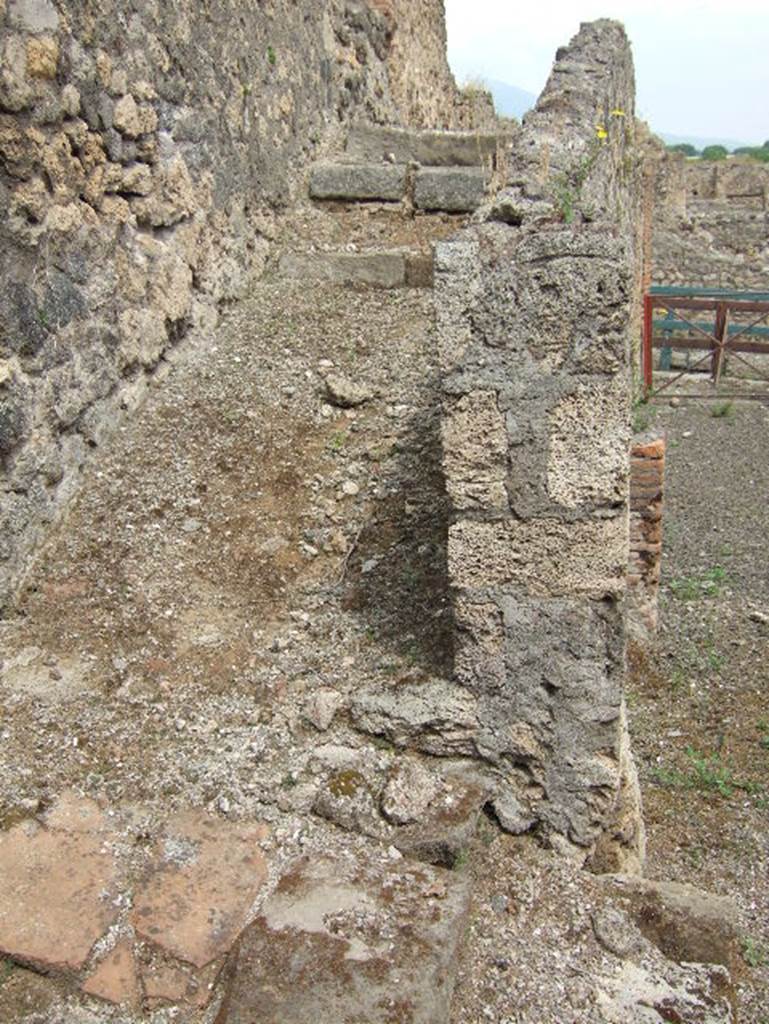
437 20 645 868
0 0 463 608
367 0 473 129
653 153 769 289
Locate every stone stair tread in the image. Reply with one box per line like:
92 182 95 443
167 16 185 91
276 248 433 288
346 123 511 167
309 161 489 213
310 163 407 202
414 166 489 213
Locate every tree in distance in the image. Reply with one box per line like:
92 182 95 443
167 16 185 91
701 144 728 161
668 143 699 157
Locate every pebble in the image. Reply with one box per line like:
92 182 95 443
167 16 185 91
341 480 360 497
490 894 509 915
324 373 373 409
682 430 692 438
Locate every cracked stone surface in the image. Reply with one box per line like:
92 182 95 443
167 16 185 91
219 848 471 1024
81 940 141 1009
130 811 269 968
0 821 119 973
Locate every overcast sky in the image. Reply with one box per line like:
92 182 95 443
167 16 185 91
445 1 769 145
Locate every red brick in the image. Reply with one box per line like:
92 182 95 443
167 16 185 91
631 438 666 459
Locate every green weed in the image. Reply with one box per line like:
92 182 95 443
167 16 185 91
0 959 14 988
266 45 276 66
711 401 734 418
550 142 603 224
652 764 689 789
453 848 470 870
669 666 688 693
702 637 724 672
686 746 735 797
686 845 705 869
632 398 656 433
743 937 767 968
653 746 752 799
668 565 726 601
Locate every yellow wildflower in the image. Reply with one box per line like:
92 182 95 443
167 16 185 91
610 108 626 117
595 125 608 140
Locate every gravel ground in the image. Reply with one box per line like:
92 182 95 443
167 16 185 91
0 274 455 823
629 384 769 1022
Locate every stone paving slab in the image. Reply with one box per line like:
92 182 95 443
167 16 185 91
346 124 506 167
82 940 141 1009
277 250 408 288
217 848 471 1024
130 810 269 969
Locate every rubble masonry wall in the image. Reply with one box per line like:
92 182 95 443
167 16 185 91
437 20 646 868
0 0 462 607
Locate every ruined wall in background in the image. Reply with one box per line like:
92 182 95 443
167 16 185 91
368 0 473 129
0 0 464 608
653 153 769 289
437 20 646 869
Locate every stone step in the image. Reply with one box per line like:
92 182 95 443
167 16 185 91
275 247 434 289
309 162 407 202
346 122 510 167
309 162 490 213
217 846 471 1024
414 166 487 213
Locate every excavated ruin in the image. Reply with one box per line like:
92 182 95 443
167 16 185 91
0 2 752 1021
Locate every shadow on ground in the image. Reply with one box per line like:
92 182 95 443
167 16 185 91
341 402 455 678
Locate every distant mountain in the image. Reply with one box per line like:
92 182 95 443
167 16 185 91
483 78 537 120
657 131 752 152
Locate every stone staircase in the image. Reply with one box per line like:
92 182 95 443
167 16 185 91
273 123 510 289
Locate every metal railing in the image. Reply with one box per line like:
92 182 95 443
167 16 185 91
643 286 769 395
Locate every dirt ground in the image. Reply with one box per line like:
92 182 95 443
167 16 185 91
629 382 769 1022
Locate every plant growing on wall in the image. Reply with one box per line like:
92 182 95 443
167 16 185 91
549 111 627 223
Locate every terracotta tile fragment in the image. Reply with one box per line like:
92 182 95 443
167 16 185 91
0 823 118 972
130 811 268 968
142 958 222 1008
82 940 141 1008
